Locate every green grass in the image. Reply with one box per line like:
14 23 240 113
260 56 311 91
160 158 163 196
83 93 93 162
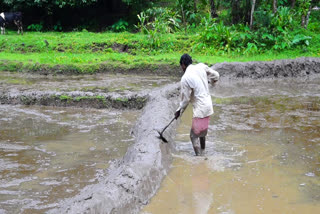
0 31 319 74
59 95 73 101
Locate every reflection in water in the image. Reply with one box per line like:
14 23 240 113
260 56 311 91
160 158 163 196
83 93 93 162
142 78 320 214
0 105 139 213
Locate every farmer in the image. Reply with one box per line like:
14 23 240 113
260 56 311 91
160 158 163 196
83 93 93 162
175 54 219 156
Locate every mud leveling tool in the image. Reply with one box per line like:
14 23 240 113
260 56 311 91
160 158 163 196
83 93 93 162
157 117 176 143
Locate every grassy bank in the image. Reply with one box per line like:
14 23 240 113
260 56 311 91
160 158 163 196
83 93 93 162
0 31 319 75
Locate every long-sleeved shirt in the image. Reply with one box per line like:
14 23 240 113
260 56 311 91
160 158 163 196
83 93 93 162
177 63 220 118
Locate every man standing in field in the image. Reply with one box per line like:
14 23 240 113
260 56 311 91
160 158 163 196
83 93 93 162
175 54 219 156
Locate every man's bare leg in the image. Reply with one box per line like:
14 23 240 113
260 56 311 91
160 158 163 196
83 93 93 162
200 137 206 149
190 129 200 156
200 136 206 156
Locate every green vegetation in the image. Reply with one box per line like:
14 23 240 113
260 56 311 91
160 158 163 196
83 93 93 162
75 95 106 103
57 95 108 105
59 95 73 101
115 97 129 102
0 29 319 74
0 1 319 74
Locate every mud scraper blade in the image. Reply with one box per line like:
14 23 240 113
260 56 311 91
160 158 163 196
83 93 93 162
157 117 176 143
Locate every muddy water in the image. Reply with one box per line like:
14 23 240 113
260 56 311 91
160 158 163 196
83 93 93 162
0 71 177 95
142 77 320 214
0 105 139 213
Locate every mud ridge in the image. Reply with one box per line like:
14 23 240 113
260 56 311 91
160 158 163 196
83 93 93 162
49 84 180 214
0 60 181 76
0 91 148 109
213 57 320 78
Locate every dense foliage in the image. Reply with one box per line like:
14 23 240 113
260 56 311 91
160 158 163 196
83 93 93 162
2 0 98 9
132 0 320 55
0 0 319 57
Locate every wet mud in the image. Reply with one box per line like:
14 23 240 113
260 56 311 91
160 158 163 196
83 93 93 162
1 57 320 213
49 84 180 214
213 57 320 78
0 92 147 109
0 72 177 109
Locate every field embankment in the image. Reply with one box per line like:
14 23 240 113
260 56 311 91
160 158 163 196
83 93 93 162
0 31 319 75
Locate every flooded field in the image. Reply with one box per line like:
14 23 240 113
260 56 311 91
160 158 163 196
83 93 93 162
0 105 140 213
142 77 320 214
0 71 177 95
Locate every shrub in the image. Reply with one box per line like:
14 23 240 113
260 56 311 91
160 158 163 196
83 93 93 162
135 7 181 34
111 19 129 32
27 22 44 32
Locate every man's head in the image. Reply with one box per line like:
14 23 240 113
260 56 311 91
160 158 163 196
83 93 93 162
180 54 192 72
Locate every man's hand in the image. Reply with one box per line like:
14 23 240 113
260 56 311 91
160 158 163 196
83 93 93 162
210 79 218 86
174 110 181 119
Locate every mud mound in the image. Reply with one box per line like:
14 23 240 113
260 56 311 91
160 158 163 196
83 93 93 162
213 57 320 78
50 84 180 214
0 91 147 109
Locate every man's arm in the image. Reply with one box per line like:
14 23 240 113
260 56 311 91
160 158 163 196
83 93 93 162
205 65 220 85
175 80 192 119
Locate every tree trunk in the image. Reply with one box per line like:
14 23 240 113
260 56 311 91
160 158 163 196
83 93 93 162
305 4 312 28
273 0 278 14
210 0 218 18
291 0 296 9
181 5 186 33
250 0 256 29
301 15 306 27
231 0 240 24
194 0 197 13
301 0 312 28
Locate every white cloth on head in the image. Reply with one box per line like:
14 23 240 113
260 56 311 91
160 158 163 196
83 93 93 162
177 63 219 118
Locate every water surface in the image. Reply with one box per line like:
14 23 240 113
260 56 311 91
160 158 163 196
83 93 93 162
142 77 320 214
0 71 177 95
0 105 139 213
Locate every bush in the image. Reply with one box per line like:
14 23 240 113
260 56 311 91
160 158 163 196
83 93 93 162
134 6 182 50
111 19 129 32
144 7 181 33
195 5 314 55
27 22 44 32
197 16 238 53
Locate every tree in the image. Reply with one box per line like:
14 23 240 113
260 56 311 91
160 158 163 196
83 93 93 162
273 0 278 13
2 0 98 10
250 0 256 29
231 0 241 24
299 0 311 28
210 0 218 18
121 0 152 11
305 4 312 27
305 0 318 28
1 0 131 31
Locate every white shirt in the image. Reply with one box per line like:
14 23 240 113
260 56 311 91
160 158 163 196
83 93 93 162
177 63 220 118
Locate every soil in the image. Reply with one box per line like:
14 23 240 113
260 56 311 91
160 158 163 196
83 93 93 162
0 72 177 109
213 57 320 78
90 42 129 53
49 83 180 214
0 92 147 109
